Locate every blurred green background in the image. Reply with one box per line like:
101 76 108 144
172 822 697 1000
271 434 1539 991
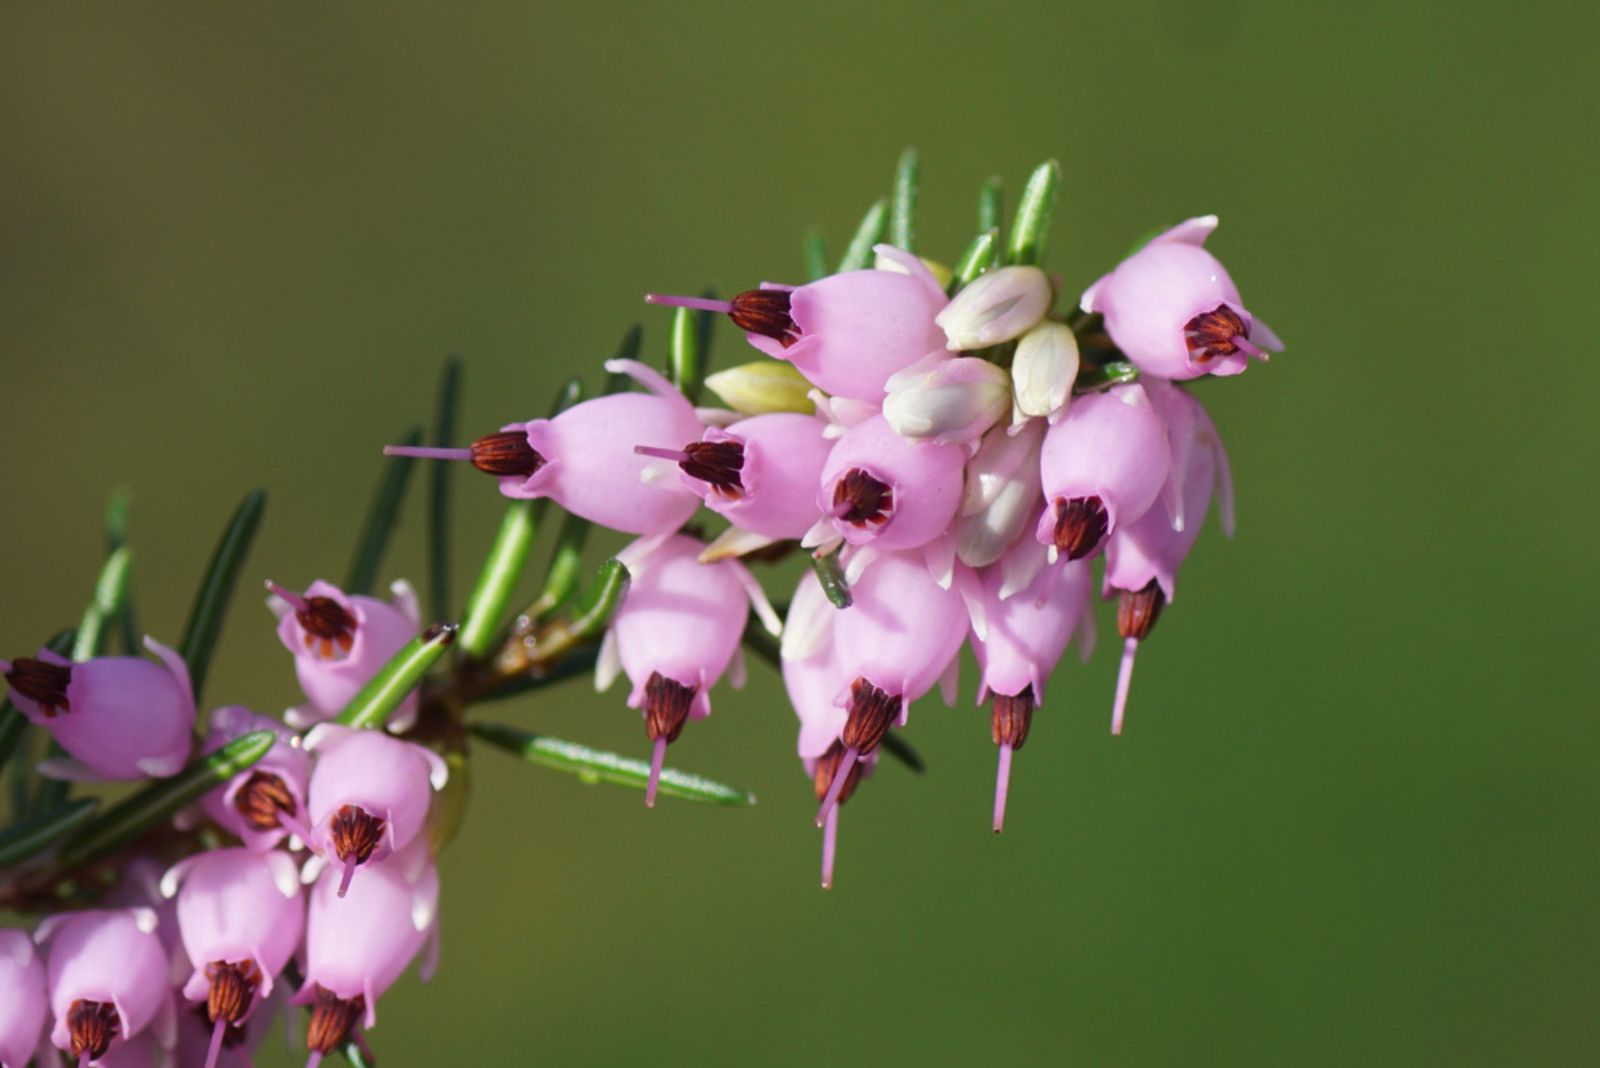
3 2 1596 1064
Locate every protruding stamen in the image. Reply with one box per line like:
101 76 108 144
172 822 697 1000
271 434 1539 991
1184 304 1253 364
831 469 894 527
678 441 745 498
839 678 901 755
994 743 1014 834
643 672 696 745
644 293 735 314
267 582 357 660
337 855 359 898
234 770 298 831
67 999 119 1061
206 958 262 1024
1112 637 1140 736
645 736 668 809
814 745 859 827
1116 580 1165 641
329 804 386 875
2 656 72 717
633 445 692 463
821 805 839 890
386 431 546 479
306 986 365 1056
651 290 800 347
1050 496 1109 560
990 688 1035 750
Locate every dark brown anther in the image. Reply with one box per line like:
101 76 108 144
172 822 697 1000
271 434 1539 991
990 688 1036 750
297 596 357 660
233 770 297 831
3 657 72 718
469 430 545 478
832 469 894 527
679 441 746 498
1117 580 1166 641
643 672 696 744
206 959 263 1024
839 678 901 755
328 804 387 865
1184 303 1249 363
728 289 800 348
1050 496 1109 560
812 740 865 806
67 999 120 1060
307 986 366 1054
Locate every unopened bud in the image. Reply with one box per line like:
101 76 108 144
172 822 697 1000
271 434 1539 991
1011 321 1080 423
883 356 1010 445
955 420 1044 568
873 248 954 290
935 265 1053 351
703 360 816 416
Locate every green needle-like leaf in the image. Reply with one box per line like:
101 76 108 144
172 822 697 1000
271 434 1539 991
1073 360 1140 394
693 289 718 386
803 227 829 282
837 198 888 273
458 501 538 660
103 490 140 653
180 489 266 702
741 616 780 671
347 426 422 597
73 545 133 663
469 722 756 806
890 146 920 252
810 548 852 609
562 559 630 642
336 624 458 730
978 175 1003 235
530 509 591 621
0 797 99 869
949 228 1000 294
429 355 463 622
58 730 274 867
880 731 926 774
0 709 24 783
1006 159 1062 267
669 305 704 404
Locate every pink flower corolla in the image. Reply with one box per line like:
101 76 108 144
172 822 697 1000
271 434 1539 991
296 837 439 1066
36 908 173 1066
301 724 447 898
0 930 48 1068
266 579 420 728
164 849 304 1068
199 706 313 850
1101 380 1232 736
635 412 831 541
386 359 704 535
814 552 971 826
972 540 1095 832
646 245 949 401
808 415 965 560
1080 215 1283 380
599 534 780 807
1035 384 1171 563
1 639 193 782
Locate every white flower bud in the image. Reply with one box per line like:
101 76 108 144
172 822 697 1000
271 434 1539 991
935 265 1053 351
703 360 815 416
883 356 1010 445
955 419 1045 568
1011 321 1080 424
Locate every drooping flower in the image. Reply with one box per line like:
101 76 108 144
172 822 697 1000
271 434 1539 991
385 359 704 535
37 908 173 1065
809 414 966 558
935 265 1053 351
2 639 193 782
199 706 313 850
599 534 779 806
1036 384 1171 562
296 837 439 1066
165 849 304 1068
882 355 1011 445
302 724 447 897
1010 320 1080 424
1080 215 1283 380
646 245 949 401
0 930 48 1068
954 419 1045 569
266 579 420 729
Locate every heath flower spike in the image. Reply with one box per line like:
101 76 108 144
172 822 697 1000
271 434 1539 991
0 930 48 1068
936 265 1053 351
36 908 173 1066
1080 215 1283 380
199 707 313 850
2 639 194 782
266 579 421 728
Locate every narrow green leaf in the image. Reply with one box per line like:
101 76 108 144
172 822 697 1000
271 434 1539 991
1073 360 1140 394
836 198 888 273
73 545 133 663
604 324 644 394
1006 159 1062 267
693 289 718 387
548 376 587 418
562 559 630 642
58 730 274 867
429 356 463 623
469 722 756 806
179 490 266 702
948 228 1000 294
803 227 829 282
741 616 780 672
0 797 99 869
104 490 140 653
880 731 926 774
458 501 538 659
346 426 422 597
668 305 704 405
977 175 1003 235
890 146 920 252
810 549 852 609
530 510 591 621
0 709 24 783
336 624 458 730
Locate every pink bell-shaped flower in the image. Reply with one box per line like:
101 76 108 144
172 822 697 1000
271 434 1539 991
0 930 48 1068
634 412 831 541
164 849 304 1068
1080 215 1283 380
973 540 1095 832
646 245 949 402
296 837 439 1066
302 724 447 898
1036 384 1171 562
36 908 173 1066
266 579 421 728
198 706 313 850
2 639 193 782
385 360 703 535
599 534 780 807
1102 380 1232 736
810 414 966 555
